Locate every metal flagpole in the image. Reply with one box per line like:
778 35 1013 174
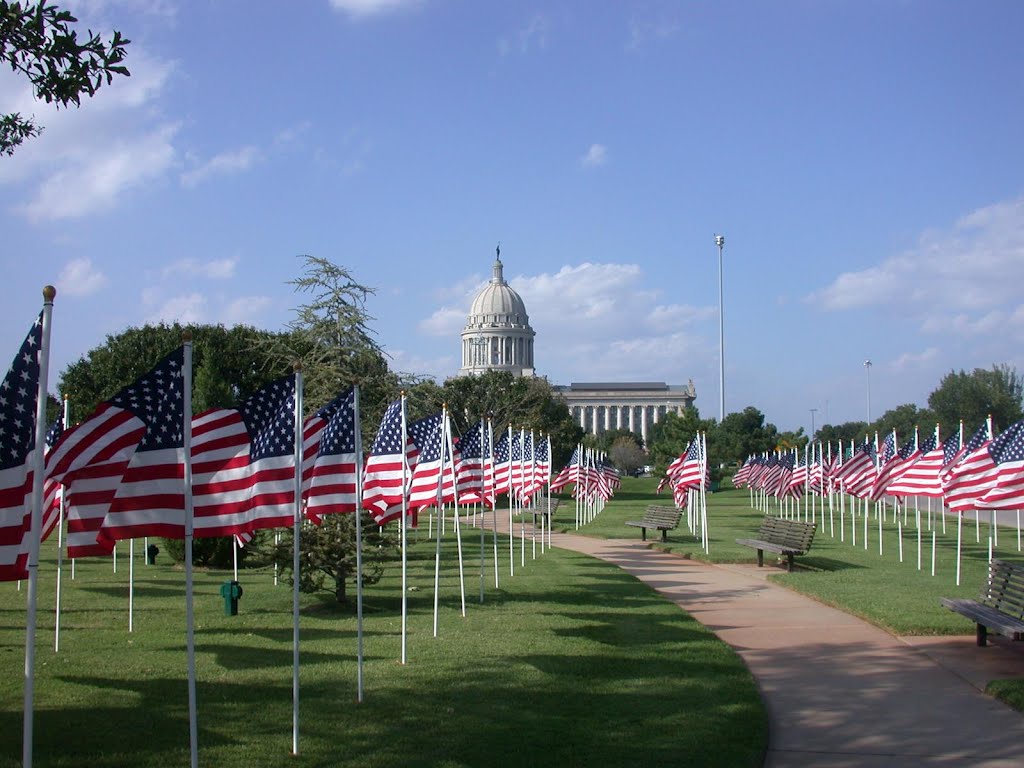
507 424 514 577
54 394 69 652
353 385 365 702
400 394 410 664
447 413 466 617
182 333 199 768
291 363 303 755
22 286 55 768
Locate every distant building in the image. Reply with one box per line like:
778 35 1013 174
458 250 535 377
553 382 696 446
457 249 696 443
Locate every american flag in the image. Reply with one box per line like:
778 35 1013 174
673 437 706 492
47 347 181 557
190 374 299 537
534 434 550 492
362 399 410 524
39 416 65 544
834 441 876 498
408 412 455 510
867 431 900 502
304 387 359 520
942 424 994 513
491 430 511 495
549 445 578 492
0 313 42 581
732 456 755 488
976 419 1024 510
97 347 187 544
455 419 485 505
886 432 942 498
785 451 808 498
508 429 525 495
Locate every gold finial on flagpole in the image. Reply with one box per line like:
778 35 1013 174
43 285 56 301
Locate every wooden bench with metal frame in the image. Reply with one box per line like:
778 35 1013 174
735 516 817 571
941 558 1024 647
624 504 682 542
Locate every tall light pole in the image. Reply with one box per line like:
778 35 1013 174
809 408 817 439
864 359 872 423
715 234 725 422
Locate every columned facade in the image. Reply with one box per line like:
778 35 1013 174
555 382 697 446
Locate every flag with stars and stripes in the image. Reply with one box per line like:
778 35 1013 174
362 399 412 525
886 432 942 498
942 424 994 513
407 412 451 510
46 347 182 557
549 446 579 492
39 416 65 544
190 374 300 537
976 419 1024 510
455 419 486 505
0 313 43 580
97 347 188 544
491 430 512 495
304 387 359 521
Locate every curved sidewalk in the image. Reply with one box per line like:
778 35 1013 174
545 530 1024 767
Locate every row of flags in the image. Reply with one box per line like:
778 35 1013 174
1 335 560 580
549 445 620 502
656 433 710 508
732 418 1024 515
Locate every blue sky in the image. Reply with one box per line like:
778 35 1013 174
2 0 1023 435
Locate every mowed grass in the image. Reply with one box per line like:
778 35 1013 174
556 478 1024 636
0 526 766 768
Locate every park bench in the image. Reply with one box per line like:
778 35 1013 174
624 505 682 542
531 498 561 524
735 517 816 571
940 559 1024 647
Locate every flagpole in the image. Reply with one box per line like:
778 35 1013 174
182 332 199 768
488 420 499 589
54 394 69 652
23 286 55 768
352 386 365 703
507 424 514 577
400 394 409 665
447 411 466 617
291 364 304 755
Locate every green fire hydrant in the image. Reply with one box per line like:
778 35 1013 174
219 580 243 616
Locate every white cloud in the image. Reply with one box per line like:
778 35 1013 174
162 257 239 280
419 261 715 382
499 13 549 56
386 348 452 379
419 306 468 337
891 347 939 370
627 17 681 50
222 296 274 325
181 146 260 188
58 258 108 297
144 291 207 325
329 0 422 19
580 143 607 168
808 196 1024 334
17 123 178 220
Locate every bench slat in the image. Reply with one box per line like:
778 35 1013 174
942 559 1024 645
736 517 816 570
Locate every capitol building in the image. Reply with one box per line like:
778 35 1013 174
458 250 696 446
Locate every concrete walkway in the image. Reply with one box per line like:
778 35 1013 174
543 530 1024 767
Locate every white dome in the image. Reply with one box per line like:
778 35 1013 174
467 258 530 327
459 251 536 377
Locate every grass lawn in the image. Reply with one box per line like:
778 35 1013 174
555 478 1024 636
0 526 766 767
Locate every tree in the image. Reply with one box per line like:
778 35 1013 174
594 428 643 452
816 421 870 446
439 371 583 469
1 1 130 155
254 256 401 603
272 513 396 605
608 436 646 475
714 407 781 464
647 408 713 473
928 365 1024 434
873 403 934 443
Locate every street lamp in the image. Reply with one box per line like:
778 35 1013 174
715 234 725 422
864 359 872 423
